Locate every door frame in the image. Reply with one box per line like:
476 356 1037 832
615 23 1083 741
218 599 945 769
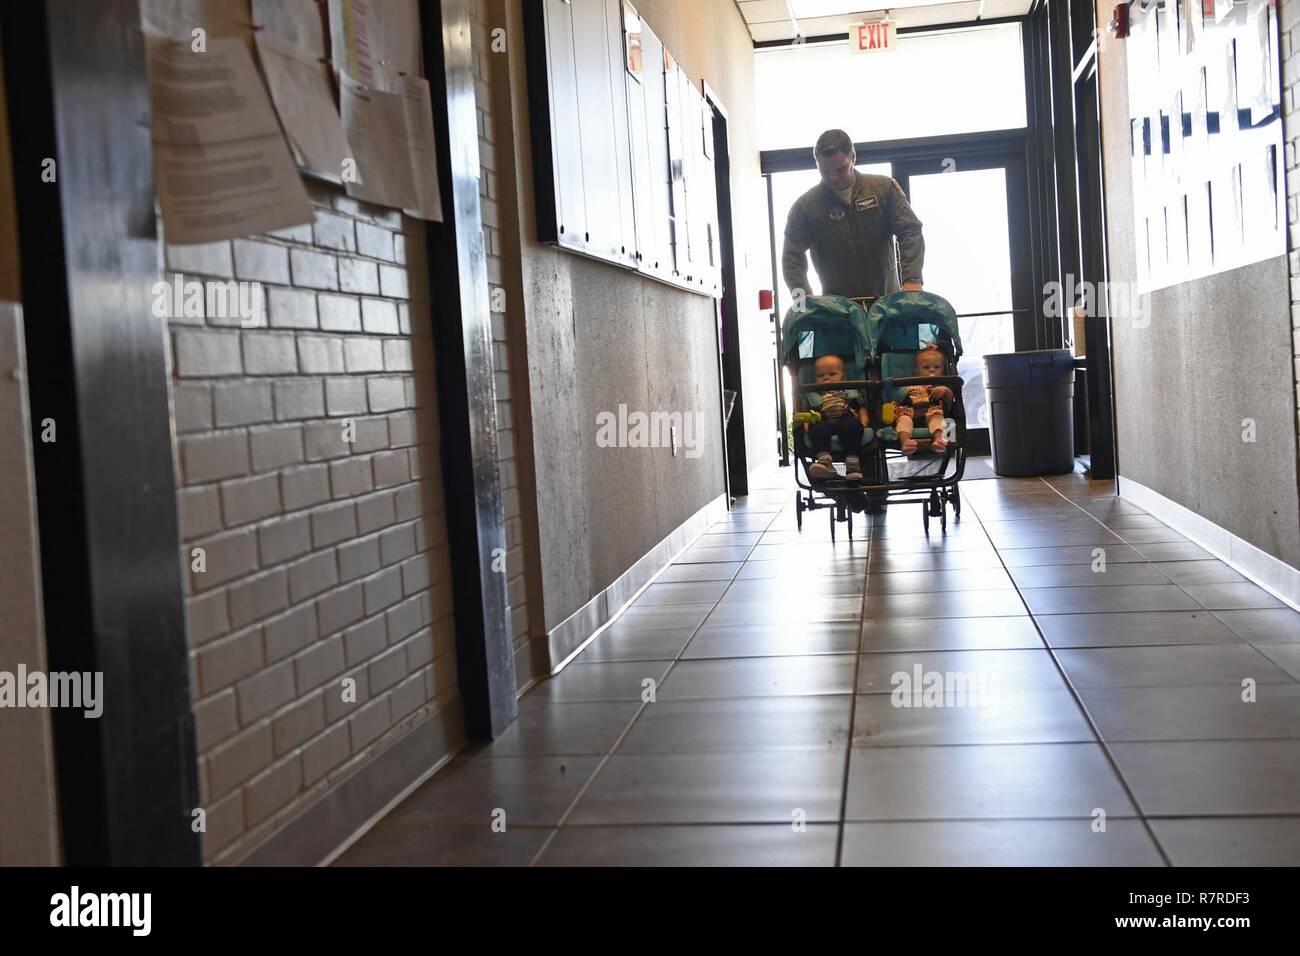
1 0 201 866
891 149 1036 458
1068 50 1117 481
419 0 518 738
704 81 748 499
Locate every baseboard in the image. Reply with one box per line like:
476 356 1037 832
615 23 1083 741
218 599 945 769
547 492 730 672
1118 474 1300 611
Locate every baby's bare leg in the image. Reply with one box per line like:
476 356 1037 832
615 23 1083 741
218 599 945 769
896 412 917 454
926 407 948 451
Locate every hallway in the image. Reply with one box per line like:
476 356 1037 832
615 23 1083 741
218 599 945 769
337 464 1300 866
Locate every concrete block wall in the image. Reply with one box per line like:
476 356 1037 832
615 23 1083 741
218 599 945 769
1101 1 1300 568
164 181 462 864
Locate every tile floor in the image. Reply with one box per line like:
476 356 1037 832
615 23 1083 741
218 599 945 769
337 462 1300 867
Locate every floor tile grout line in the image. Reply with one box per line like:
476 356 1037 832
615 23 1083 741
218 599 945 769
526 507 778 867
970 477 1175 866
563 625 1291 664
778 481 869 869
779 480 871 867
833 521 872 868
493 732 1300 759
538 812 1300 827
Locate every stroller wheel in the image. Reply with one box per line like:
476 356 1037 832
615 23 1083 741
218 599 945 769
848 506 854 540
951 485 962 518
922 502 930 533
940 502 947 532
796 493 804 530
865 491 886 515
829 505 836 542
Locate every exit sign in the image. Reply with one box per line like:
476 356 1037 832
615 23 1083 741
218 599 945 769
851 20 896 54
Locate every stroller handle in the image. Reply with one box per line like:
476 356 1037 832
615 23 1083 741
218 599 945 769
795 376 963 394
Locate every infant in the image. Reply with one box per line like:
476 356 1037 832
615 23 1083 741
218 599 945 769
806 354 869 481
895 346 953 454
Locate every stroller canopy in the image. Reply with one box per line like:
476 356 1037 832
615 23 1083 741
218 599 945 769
867 291 963 358
780 295 872 369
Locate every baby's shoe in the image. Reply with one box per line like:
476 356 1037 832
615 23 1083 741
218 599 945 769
845 455 863 481
808 452 837 480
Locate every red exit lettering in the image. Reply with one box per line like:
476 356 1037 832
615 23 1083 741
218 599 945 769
855 22 892 52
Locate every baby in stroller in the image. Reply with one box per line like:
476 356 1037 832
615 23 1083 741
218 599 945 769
807 354 870 481
895 345 954 455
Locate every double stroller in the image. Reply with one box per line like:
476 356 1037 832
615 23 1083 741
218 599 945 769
782 291 967 539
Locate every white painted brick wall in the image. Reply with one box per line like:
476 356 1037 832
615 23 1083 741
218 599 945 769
164 178 461 864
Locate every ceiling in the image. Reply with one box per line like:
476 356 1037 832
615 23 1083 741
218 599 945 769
735 0 1035 43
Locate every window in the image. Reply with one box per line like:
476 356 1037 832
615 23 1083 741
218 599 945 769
754 24 1027 151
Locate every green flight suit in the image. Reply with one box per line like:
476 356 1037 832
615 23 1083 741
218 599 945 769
782 172 925 299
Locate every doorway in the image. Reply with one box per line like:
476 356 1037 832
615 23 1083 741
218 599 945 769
893 148 1036 456
1068 53 1116 480
706 83 748 498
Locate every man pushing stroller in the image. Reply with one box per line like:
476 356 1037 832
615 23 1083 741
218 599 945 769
782 128 926 302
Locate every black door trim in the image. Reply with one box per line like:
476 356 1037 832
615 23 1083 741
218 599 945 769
0 0 201 866
704 81 747 498
761 128 1030 176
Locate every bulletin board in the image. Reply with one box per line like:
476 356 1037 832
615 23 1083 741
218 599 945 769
524 0 722 297
1126 0 1285 292
141 0 442 245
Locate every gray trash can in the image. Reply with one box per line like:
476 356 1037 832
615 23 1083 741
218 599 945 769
983 349 1076 477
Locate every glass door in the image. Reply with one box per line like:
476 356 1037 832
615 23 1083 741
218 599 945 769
894 153 1035 456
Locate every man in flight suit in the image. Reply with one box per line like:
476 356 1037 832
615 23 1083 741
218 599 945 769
782 129 926 302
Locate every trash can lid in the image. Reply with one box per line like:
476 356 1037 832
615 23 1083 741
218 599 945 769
983 348 1074 360
983 349 1077 386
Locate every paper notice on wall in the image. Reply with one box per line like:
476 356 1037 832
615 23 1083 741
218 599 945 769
339 71 419 209
256 35 352 183
401 76 443 221
327 0 420 91
141 0 253 51
152 139 315 243
145 35 313 243
147 34 282 144
252 0 326 59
